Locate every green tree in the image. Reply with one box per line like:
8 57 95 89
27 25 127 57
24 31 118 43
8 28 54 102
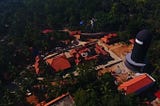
76 61 97 86
74 88 98 106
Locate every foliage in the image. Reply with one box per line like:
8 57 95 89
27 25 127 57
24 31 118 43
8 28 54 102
76 61 97 85
0 0 160 105
0 89 30 106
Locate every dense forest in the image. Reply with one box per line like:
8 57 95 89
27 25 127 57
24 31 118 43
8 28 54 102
0 0 160 106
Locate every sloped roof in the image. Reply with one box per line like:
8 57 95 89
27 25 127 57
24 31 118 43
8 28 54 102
95 44 107 55
118 74 155 95
34 56 40 74
46 58 53 65
101 37 109 43
69 30 81 36
155 90 160 99
46 55 71 72
44 93 75 106
100 33 118 44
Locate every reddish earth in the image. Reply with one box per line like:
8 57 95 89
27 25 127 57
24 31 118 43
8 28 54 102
107 43 133 58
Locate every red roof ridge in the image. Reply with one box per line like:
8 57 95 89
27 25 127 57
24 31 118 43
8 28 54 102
44 93 70 106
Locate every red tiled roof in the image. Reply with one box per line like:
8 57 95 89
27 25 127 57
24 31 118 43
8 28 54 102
95 48 101 54
45 58 52 65
46 55 71 72
75 58 80 65
75 53 80 58
101 37 109 43
155 90 160 99
34 56 40 74
84 55 98 60
70 49 76 55
101 33 118 44
95 44 107 55
69 31 81 36
118 74 155 95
